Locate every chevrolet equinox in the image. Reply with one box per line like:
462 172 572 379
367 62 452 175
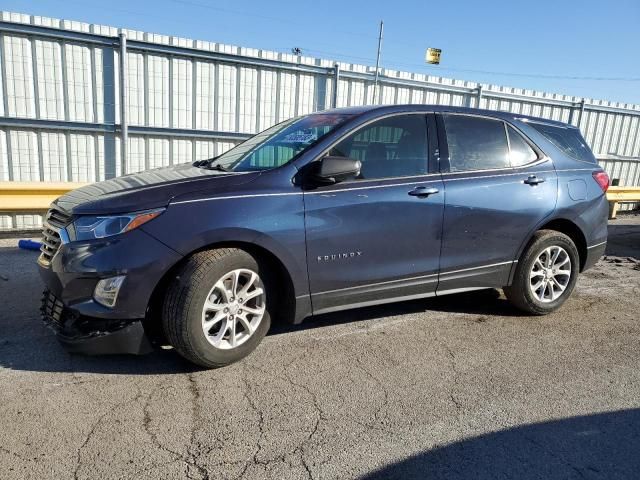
39 105 609 367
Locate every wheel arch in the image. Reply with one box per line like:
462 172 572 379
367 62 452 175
144 239 303 343
513 217 588 279
538 218 588 271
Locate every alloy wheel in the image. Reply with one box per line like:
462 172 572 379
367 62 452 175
529 246 572 303
201 268 266 350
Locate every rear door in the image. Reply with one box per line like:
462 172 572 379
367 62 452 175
303 113 444 314
436 113 558 293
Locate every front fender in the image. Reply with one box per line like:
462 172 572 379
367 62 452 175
140 194 309 298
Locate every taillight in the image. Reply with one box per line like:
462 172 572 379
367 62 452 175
592 171 610 193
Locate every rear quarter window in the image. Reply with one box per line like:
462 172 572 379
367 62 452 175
507 125 538 166
529 122 596 164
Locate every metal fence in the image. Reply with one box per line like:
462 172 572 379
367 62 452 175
0 11 639 229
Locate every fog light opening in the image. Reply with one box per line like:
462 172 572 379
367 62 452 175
94 275 126 308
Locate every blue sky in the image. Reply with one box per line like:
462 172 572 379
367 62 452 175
4 0 640 104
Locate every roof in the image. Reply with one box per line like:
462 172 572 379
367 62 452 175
316 104 572 128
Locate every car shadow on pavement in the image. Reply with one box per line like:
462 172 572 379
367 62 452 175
0 247 204 375
0 337 202 375
0 288 521 375
361 408 640 480
270 288 525 336
605 222 640 258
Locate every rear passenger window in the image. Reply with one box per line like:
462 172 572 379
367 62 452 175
507 126 538 166
442 115 509 172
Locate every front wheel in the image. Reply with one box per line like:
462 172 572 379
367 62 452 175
504 230 579 315
162 248 272 368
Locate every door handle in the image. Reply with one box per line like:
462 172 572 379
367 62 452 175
408 186 439 197
524 175 545 186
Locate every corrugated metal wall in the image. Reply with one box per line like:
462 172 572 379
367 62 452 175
0 10 639 229
599 156 640 186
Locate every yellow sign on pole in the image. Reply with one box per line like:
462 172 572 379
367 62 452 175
425 48 442 65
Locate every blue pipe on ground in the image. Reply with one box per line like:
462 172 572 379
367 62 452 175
18 239 42 251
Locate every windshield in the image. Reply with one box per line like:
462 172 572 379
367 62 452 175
208 113 354 172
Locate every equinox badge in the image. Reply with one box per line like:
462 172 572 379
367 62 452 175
317 251 363 262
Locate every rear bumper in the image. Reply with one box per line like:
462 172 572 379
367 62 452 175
41 289 153 355
583 241 607 271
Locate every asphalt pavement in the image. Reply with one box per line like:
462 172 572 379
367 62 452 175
1 216 639 479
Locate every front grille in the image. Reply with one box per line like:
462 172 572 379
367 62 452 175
39 206 72 264
47 207 71 228
41 289 65 329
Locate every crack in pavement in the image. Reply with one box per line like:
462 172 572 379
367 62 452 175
520 432 588 479
443 343 462 411
236 364 268 479
140 381 183 467
136 375 209 480
169 356 323 480
234 347 326 479
440 339 464 443
185 372 210 480
245 340 400 476
353 355 390 428
282 366 328 480
73 388 144 480
126 458 183 479
0 446 30 463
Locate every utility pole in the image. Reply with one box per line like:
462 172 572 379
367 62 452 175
119 32 128 175
373 21 383 105
332 63 340 108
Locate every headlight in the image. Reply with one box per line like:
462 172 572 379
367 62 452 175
69 208 164 241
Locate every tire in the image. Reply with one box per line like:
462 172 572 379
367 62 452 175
504 230 579 315
162 248 273 368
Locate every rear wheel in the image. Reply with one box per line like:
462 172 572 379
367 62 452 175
162 248 272 368
504 230 579 315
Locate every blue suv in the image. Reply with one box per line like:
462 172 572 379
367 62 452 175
39 105 609 367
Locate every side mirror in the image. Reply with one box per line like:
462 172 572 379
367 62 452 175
312 156 362 185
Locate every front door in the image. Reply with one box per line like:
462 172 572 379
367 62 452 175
436 113 558 293
303 113 444 314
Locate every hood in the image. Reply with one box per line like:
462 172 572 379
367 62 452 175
55 163 260 215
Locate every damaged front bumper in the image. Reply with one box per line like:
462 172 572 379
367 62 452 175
41 289 153 355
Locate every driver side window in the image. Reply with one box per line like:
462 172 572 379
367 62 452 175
330 115 428 180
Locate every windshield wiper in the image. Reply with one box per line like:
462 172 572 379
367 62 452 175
207 163 231 172
193 156 231 172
